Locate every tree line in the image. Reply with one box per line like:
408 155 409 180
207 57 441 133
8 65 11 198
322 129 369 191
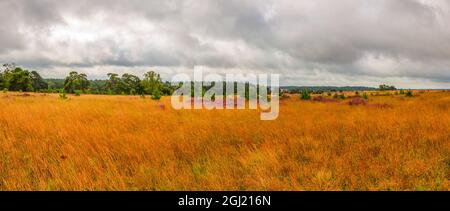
1 63 398 99
0 64 175 98
0 64 48 92
0 64 268 99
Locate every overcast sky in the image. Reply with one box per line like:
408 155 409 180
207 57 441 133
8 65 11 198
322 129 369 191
1 0 450 88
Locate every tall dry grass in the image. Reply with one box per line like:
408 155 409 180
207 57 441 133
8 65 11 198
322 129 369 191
0 91 449 190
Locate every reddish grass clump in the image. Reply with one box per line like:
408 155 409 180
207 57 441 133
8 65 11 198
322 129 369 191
369 103 394 109
14 93 32 97
313 96 338 103
348 97 368 106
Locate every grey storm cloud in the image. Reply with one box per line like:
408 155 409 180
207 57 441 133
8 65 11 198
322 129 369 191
0 0 450 87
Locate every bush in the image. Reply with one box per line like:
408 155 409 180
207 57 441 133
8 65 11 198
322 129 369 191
313 90 324 95
405 90 413 97
74 90 82 96
300 91 311 100
2 88 7 93
333 93 339 99
59 93 68 100
151 89 161 100
362 93 369 100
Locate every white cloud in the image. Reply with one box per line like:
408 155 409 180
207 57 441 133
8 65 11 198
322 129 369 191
0 0 449 88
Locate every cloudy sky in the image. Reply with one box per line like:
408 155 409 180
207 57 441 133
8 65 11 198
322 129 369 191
1 0 450 88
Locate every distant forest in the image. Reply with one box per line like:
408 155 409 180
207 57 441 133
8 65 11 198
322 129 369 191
281 86 377 93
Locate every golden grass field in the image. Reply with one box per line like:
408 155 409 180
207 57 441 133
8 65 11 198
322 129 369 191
0 91 449 190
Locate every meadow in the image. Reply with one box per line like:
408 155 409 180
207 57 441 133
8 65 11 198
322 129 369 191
0 91 449 190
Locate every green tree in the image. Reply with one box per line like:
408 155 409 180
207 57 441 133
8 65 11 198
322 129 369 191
121 73 142 95
6 67 33 92
379 84 397 91
106 73 122 94
64 71 90 93
64 71 79 93
0 72 4 90
141 71 162 95
89 79 108 94
1 64 50 92
78 73 89 92
31 71 48 91
160 81 175 95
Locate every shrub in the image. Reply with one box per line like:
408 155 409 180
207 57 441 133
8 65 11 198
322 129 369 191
333 93 339 99
2 88 7 93
59 93 68 100
151 89 161 100
74 90 82 96
400 90 405 95
405 90 413 97
300 91 311 100
313 90 324 95
362 93 369 100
